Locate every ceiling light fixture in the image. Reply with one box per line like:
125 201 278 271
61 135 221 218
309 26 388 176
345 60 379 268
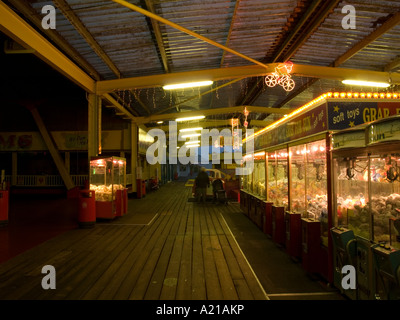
176 115 205 122
181 133 201 138
186 144 200 148
185 140 200 145
342 80 390 88
163 80 213 90
179 127 203 132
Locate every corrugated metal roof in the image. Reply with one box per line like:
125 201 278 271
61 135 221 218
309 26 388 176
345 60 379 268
4 0 400 129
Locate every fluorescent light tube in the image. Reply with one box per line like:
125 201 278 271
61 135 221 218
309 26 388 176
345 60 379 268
179 127 203 132
181 133 201 138
163 81 213 90
342 80 390 88
185 140 200 145
176 115 205 122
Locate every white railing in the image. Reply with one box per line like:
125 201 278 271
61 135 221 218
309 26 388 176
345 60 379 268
5 175 88 187
4 174 134 187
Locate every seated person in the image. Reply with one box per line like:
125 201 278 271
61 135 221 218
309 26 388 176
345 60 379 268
195 167 210 203
212 178 224 203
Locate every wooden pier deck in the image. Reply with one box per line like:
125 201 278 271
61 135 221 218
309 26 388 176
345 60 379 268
0 182 269 300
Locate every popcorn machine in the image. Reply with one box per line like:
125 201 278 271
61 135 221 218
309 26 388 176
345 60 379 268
90 156 126 220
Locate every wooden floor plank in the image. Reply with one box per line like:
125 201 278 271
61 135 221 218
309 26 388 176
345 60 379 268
209 234 239 300
191 204 207 300
129 200 186 300
175 209 193 300
142 197 189 300
202 235 223 300
0 182 269 301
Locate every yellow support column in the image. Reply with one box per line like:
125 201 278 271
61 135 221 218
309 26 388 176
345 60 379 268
131 121 138 193
88 93 101 159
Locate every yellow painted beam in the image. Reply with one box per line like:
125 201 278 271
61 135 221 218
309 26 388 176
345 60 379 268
293 64 400 84
0 1 95 93
53 0 121 78
155 78 245 115
155 120 232 131
97 64 277 93
7 0 101 80
134 105 291 124
112 0 271 70
334 11 400 67
27 105 75 190
96 63 400 94
102 93 135 120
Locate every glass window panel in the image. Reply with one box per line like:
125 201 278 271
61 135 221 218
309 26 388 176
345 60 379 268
290 145 306 215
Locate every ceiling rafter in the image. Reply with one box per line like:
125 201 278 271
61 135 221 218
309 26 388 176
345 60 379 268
385 56 400 72
53 0 121 79
111 0 272 70
7 0 101 81
239 0 341 118
142 0 171 73
273 8 400 112
0 0 95 93
237 0 329 108
220 0 240 67
96 63 400 94
333 11 400 67
134 105 290 125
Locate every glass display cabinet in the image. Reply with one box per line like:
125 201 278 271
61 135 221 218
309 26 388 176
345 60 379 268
90 156 126 219
331 127 368 299
253 159 266 199
240 154 252 216
289 139 329 275
289 144 306 214
253 152 266 229
306 139 329 246
367 116 400 300
267 149 289 208
266 149 288 246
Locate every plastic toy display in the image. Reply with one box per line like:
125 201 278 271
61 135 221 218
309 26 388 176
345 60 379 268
367 117 400 250
242 92 400 286
267 149 288 208
289 139 329 246
331 115 400 299
253 160 266 199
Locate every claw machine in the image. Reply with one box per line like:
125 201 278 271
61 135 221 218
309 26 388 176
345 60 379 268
90 156 126 220
252 152 266 229
265 149 287 237
240 154 253 217
287 144 305 259
331 127 369 299
267 148 288 246
366 116 400 299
